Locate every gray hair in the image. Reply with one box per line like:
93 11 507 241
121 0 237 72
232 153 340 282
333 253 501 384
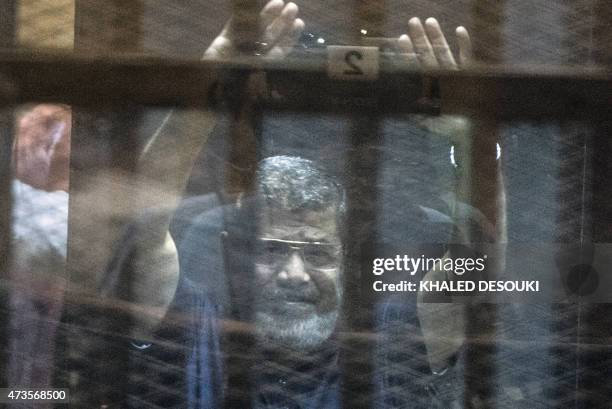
255 155 345 216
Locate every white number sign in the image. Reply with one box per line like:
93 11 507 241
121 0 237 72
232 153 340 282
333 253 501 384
327 46 379 80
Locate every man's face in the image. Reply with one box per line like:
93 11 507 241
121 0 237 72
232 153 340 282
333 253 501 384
253 204 343 350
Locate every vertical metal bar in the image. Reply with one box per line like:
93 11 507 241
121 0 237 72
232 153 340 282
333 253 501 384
546 122 588 409
461 119 502 408
230 0 262 54
0 0 17 49
68 0 142 286
470 0 505 64
592 0 612 66
550 1 601 406
340 116 381 409
222 1 262 408
570 124 595 409
575 171 612 409
339 2 386 407
60 109 141 407
59 2 144 406
74 0 142 52
223 0 263 199
223 83 262 200
353 0 386 38
463 2 506 407
573 2 612 405
560 0 594 66
0 108 14 390
223 100 261 409
0 0 16 391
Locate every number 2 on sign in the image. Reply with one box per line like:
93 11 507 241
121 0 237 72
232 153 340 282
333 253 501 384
343 51 364 75
328 46 379 80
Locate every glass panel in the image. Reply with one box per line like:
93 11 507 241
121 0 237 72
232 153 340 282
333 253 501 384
1 100 611 408
0 0 611 408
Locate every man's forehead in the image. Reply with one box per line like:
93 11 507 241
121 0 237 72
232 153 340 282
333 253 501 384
258 206 339 241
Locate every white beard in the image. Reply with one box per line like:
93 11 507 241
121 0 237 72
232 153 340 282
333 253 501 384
254 309 339 350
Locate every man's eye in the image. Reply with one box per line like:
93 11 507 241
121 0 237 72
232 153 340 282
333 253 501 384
255 241 287 265
264 242 286 255
304 246 338 268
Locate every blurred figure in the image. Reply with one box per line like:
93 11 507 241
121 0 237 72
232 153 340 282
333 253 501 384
8 104 70 406
13 104 71 193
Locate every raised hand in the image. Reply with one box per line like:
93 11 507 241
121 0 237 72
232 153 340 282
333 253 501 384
399 17 472 69
204 0 304 59
404 18 474 139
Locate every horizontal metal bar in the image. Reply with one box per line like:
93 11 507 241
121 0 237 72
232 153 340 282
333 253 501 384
0 50 609 119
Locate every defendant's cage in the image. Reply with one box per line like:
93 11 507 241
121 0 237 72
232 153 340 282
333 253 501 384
1 0 612 408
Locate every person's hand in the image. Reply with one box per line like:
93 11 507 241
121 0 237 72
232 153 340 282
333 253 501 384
204 0 304 59
404 19 473 143
398 17 471 69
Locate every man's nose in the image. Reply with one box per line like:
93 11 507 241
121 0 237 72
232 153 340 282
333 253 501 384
277 251 311 285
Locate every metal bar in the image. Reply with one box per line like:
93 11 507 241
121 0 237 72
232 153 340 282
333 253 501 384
458 118 502 408
353 0 386 38
571 120 595 409
0 52 609 118
0 0 17 49
340 116 381 408
574 3 612 403
60 109 141 407
466 5 507 406
230 0 262 54
59 3 144 406
576 304 612 408
0 108 14 390
75 0 143 53
223 102 260 409
546 122 590 408
223 0 262 197
552 2 602 405
561 0 594 66
223 1 262 407
593 0 612 66
0 18 16 390
470 0 505 63
341 1 385 404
